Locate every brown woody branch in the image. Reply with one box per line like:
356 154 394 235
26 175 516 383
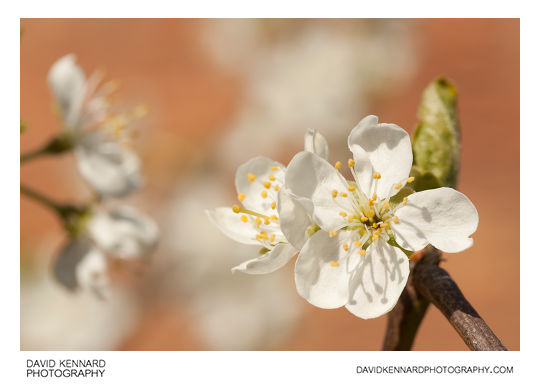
383 246 507 351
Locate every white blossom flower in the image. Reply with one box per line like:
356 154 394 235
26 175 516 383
206 129 328 274
88 205 160 259
54 205 159 296
48 54 144 197
285 115 479 318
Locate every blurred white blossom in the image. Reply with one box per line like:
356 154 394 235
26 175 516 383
21 254 139 350
48 54 144 197
202 20 415 166
54 205 158 297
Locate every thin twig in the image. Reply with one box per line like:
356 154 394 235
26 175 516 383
20 184 63 213
20 146 48 163
383 246 507 351
20 134 74 163
413 256 507 351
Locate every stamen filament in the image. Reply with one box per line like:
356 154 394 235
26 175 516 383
232 205 270 220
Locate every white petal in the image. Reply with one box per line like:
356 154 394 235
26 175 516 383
75 131 141 197
235 156 285 216
47 54 87 129
88 205 159 259
304 129 329 160
345 241 409 319
277 188 312 250
294 230 353 309
348 115 412 198
231 243 297 275
393 187 479 253
285 151 353 231
205 207 263 246
53 237 109 298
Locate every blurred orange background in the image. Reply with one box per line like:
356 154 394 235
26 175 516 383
20 19 519 351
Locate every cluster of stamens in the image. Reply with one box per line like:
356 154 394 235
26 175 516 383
80 75 148 148
328 159 414 267
231 166 283 246
100 104 148 148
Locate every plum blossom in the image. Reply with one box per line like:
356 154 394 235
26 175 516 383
285 115 479 318
47 54 145 197
54 205 159 297
206 129 328 274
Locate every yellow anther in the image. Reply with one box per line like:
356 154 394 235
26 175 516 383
270 215 279 221
372 235 379 242
383 201 390 210
407 177 415 183
372 193 377 201
343 244 349 251
339 211 348 217
269 174 276 181
347 186 355 192
348 215 354 223
360 217 368 223
340 192 348 197
395 183 403 190
353 241 362 247
260 231 269 240
261 190 268 198
247 173 256 182
271 201 277 210
232 205 241 214
403 197 408 206
332 190 338 198
358 250 366 256
270 234 276 242
334 161 342 169
329 230 338 237
254 217 262 228
330 261 340 267
238 193 246 202
263 181 271 189
264 218 270 225
393 216 399 224
368 199 374 206
372 222 378 229
348 159 355 167
375 228 382 235
365 209 375 219
271 166 279 171
274 185 280 191
133 104 149 118
373 172 381 179
103 79 120 93
380 222 389 229
241 215 248 223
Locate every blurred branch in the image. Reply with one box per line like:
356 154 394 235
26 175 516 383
20 184 63 212
21 134 74 163
20 146 48 163
20 184 85 224
383 246 507 351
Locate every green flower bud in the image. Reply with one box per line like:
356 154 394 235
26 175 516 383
412 77 460 189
